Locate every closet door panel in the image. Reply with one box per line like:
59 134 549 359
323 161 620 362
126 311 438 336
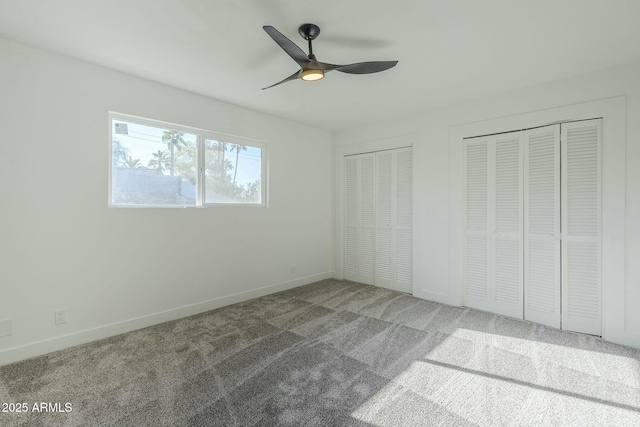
395 148 413 293
344 157 359 281
562 119 602 335
464 140 491 311
358 154 376 285
493 136 523 318
375 151 393 289
524 125 561 328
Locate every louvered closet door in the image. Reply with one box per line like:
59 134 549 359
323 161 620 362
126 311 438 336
395 148 413 293
492 135 524 318
464 135 523 316
344 157 359 281
465 138 491 311
524 124 561 329
375 151 394 289
561 119 602 335
358 154 376 285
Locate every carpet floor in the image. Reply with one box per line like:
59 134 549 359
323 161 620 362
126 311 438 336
1 279 639 426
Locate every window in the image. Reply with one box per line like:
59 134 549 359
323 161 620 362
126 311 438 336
109 113 266 207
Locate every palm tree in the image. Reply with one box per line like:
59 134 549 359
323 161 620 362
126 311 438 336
230 144 248 186
112 139 129 167
121 156 142 168
162 131 187 176
148 150 170 174
242 179 261 202
217 142 229 180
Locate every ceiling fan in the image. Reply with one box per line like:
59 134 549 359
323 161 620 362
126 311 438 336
262 23 398 90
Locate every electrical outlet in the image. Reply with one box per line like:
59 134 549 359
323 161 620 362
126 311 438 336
0 319 13 337
291 265 296 274
55 309 67 325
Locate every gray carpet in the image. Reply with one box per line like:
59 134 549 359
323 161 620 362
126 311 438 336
1 279 639 426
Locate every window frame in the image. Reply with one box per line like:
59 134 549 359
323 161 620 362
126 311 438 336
108 112 268 208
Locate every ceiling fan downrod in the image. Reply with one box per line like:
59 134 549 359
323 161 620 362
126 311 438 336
299 23 320 59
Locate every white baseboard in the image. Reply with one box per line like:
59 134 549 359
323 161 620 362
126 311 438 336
0 272 332 367
413 289 460 307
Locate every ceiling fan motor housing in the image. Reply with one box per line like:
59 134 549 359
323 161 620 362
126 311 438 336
298 23 321 40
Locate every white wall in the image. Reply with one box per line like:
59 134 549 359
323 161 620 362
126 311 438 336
0 38 333 365
334 61 640 348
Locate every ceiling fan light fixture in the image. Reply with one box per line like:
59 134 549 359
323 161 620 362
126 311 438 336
301 69 324 81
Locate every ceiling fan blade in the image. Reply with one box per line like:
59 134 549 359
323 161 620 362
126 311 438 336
261 70 301 90
314 61 342 72
263 26 309 66
334 61 398 74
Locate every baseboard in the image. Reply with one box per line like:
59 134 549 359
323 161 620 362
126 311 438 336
413 289 460 307
0 272 332 367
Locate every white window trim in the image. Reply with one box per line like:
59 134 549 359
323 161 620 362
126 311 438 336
108 112 268 208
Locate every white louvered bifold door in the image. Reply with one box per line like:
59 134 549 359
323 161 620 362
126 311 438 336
345 148 413 290
344 157 359 281
464 138 491 312
561 119 602 335
492 134 524 318
375 151 394 289
374 148 413 292
394 148 413 293
464 135 523 317
358 154 376 285
524 124 561 329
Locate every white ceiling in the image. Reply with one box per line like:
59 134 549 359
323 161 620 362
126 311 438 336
1 0 640 131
